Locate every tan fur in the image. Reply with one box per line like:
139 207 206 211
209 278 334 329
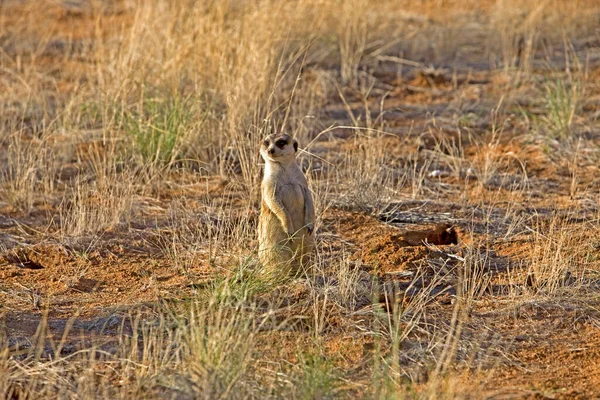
258 133 315 277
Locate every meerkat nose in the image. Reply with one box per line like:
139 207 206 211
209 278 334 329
269 148 275 155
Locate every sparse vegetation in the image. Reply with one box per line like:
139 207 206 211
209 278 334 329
542 78 581 140
122 95 192 166
1 0 600 399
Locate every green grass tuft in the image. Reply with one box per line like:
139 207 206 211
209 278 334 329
123 96 191 165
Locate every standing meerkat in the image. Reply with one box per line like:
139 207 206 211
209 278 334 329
258 133 315 277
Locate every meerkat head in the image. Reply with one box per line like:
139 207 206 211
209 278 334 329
260 133 298 164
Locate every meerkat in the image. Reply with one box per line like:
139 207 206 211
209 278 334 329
258 133 315 277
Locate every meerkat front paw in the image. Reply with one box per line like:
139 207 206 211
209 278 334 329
286 224 295 237
281 224 296 240
306 223 314 235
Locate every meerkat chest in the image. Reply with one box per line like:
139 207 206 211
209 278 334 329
279 183 305 211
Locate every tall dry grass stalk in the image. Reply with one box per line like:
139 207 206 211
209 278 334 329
526 215 592 294
2 0 597 201
0 285 269 399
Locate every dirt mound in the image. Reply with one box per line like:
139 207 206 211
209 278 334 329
359 237 431 274
1 244 72 270
357 225 457 274
329 210 460 273
396 224 458 246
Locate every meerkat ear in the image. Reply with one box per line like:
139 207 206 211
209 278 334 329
293 140 298 152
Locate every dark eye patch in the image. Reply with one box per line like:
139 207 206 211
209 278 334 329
275 139 287 148
263 140 270 147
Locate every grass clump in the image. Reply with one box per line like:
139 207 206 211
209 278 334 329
292 352 339 400
542 78 581 140
182 298 263 398
122 95 192 166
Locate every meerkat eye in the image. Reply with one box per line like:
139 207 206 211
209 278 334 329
263 140 270 147
275 139 287 148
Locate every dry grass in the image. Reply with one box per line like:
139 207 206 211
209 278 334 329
1 0 600 398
